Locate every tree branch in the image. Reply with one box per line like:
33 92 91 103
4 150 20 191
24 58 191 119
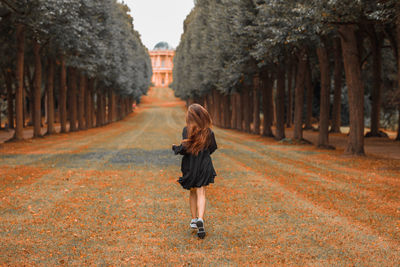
0 0 23 15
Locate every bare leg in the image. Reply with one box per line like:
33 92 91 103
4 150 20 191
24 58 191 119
189 188 197 219
196 186 206 219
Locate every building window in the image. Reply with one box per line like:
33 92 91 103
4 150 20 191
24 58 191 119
161 59 165 67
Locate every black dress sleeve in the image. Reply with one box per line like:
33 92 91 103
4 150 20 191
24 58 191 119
172 127 188 155
209 130 217 155
182 126 188 139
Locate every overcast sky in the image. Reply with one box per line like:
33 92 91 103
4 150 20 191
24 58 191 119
122 0 195 50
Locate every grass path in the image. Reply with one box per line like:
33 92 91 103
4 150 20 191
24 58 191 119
0 88 399 265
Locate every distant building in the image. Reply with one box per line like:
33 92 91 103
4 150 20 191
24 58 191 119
149 42 175 88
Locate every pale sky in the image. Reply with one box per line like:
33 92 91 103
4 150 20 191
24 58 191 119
122 0 195 50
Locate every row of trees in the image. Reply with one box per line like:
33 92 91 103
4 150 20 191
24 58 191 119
0 0 152 140
172 0 400 155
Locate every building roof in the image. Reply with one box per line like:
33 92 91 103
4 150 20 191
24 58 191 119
153 41 174 51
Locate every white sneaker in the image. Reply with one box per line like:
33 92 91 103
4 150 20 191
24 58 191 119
190 218 198 229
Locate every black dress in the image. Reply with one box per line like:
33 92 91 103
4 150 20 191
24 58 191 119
172 127 217 190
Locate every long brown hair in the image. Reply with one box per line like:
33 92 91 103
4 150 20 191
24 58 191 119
182 104 212 155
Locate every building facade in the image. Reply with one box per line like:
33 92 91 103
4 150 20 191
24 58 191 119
149 42 175 88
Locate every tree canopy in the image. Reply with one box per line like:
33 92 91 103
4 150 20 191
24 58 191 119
0 0 152 101
172 0 400 154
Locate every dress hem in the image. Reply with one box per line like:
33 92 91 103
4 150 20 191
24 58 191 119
177 175 216 190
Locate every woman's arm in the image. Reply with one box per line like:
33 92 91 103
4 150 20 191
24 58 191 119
172 127 188 155
209 131 217 155
172 144 186 155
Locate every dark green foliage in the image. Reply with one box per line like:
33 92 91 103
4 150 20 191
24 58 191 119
0 0 152 100
172 0 399 132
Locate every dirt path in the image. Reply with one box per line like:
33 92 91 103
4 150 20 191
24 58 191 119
1 88 399 265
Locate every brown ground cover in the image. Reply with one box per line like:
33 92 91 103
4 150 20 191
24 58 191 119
0 88 399 265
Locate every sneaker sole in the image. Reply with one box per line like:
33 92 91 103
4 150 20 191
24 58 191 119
196 221 205 239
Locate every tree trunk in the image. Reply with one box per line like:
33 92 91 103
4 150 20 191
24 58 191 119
122 96 125 119
112 89 117 122
115 94 119 121
331 37 343 133
248 86 254 132
125 98 128 116
121 97 124 118
217 92 223 127
44 87 48 126
91 83 96 125
275 64 286 140
294 48 307 141
304 59 313 130
396 105 400 141
290 63 297 126
125 98 129 115
100 91 105 125
78 72 85 130
223 94 231 128
243 85 251 133
108 88 113 123
261 71 274 137
25 64 34 127
103 92 107 124
23 85 26 127
396 8 400 141
204 93 210 113
205 92 214 121
129 97 133 113
68 67 77 132
317 41 333 149
204 93 210 111
119 95 123 121
230 94 237 129
236 92 243 131
339 24 365 155
286 61 293 128
120 95 124 120
367 29 383 137
211 90 217 126
103 92 108 124
14 24 25 140
214 91 220 127
6 72 14 129
96 91 102 127
121 97 126 118
46 58 56 134
33 41 42 137
60 55 67 133
253 74 260 135
85 78 91 129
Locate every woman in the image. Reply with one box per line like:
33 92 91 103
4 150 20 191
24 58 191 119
172 103 218 239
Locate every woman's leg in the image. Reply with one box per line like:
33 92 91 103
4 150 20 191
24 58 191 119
189 188 197 219
196 186 206 219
